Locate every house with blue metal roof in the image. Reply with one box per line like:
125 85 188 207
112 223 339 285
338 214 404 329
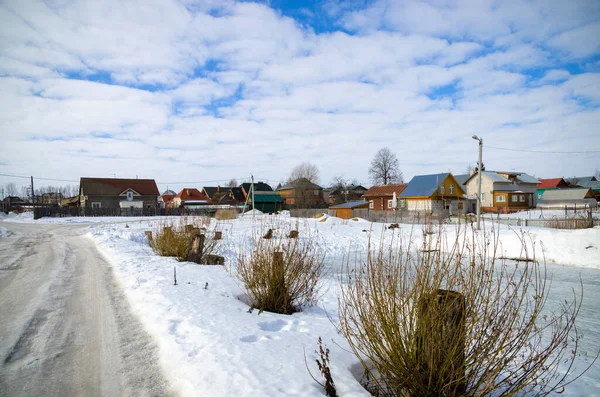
463 171 539 213
399 173 470 215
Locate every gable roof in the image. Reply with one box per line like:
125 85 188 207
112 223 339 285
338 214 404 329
174 188 211 202
565 176 598 185
229 187 246 202
453 174 470 186
162 189 176 196
80 178 159 196
464 171 539 185
363 184 407 198
251 191 284 203
540 188 596 201
161 194 175 203
400 173 449 197
278 178 322 191
329 200 370 209
240 182 273 195
537 178 567 189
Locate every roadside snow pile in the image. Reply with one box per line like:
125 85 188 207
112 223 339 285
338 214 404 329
83 215 600 397
0 226 15 238
240 209 263 217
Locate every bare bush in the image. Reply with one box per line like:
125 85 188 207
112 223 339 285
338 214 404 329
150 218 218 263
339 224 596 397
237 233 325 314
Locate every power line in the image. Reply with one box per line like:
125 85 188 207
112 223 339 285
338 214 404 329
485 145 600 154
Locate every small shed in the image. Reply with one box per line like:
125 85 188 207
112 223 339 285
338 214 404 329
329 200 370 219
538 188 598 210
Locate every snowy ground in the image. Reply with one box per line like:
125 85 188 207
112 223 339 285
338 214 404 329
482 208 600 220
2 212 599 396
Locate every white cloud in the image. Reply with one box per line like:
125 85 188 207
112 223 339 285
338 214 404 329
1 0 599 190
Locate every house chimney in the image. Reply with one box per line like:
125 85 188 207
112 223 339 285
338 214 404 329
217 185 220 193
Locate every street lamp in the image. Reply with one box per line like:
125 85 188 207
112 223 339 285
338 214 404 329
472 135 483 230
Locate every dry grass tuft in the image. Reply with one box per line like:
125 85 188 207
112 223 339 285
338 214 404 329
237 233 325 314
339 224 596 397
215 208 238 220
544 216 594 229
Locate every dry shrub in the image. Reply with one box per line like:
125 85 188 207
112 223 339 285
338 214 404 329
150 220 218 263
544 216 594 230
237 233 325 314
215 208 238 220
339 224 596 397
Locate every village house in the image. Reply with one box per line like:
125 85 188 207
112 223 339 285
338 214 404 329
172 188 211 208
79 178 160 210
159 189 176 209
536 178 570 201
362 184 408 211
463 171 539 213
327 184 368 205
400 173 470 215
277 178 325 208
40 192 63 205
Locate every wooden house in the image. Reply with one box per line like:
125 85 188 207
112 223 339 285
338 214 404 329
79 178 159 210
329 200 370 219
277 178 325 208
400 173 470 215
362 184 407 210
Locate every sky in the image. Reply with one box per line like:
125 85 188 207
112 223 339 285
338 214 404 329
1 0 599 194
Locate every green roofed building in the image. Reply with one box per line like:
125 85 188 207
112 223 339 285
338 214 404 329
247 191 284 213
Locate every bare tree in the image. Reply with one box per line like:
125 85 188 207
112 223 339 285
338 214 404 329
369 147 403 185
5 182 18 196
228 179 238 188
288 162 320 184
330 175 346 190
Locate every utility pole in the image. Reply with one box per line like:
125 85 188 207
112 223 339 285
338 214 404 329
472 135 483 230
31 176 35 216
251 174 255 212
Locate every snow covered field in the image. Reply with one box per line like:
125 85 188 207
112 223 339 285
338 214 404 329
2 212 599 396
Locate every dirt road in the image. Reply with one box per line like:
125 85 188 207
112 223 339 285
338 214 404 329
0 222 174 397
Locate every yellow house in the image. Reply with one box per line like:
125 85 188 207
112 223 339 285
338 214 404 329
399 173 471 214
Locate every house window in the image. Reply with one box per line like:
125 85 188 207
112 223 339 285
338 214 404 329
458 202 464 212
314 190 319 196
127 191 133 201
387 199 394 209
369 200 374 209
450 184 454 194
440 185 445 194
496 195 505 203
92 202 101 209
481 193 486 202
519 195 525 202
512 195 518 202
400 199 407 209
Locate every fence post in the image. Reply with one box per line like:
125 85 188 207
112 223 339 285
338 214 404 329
417 289 466 395
186 233 205 263
272 251 289 313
